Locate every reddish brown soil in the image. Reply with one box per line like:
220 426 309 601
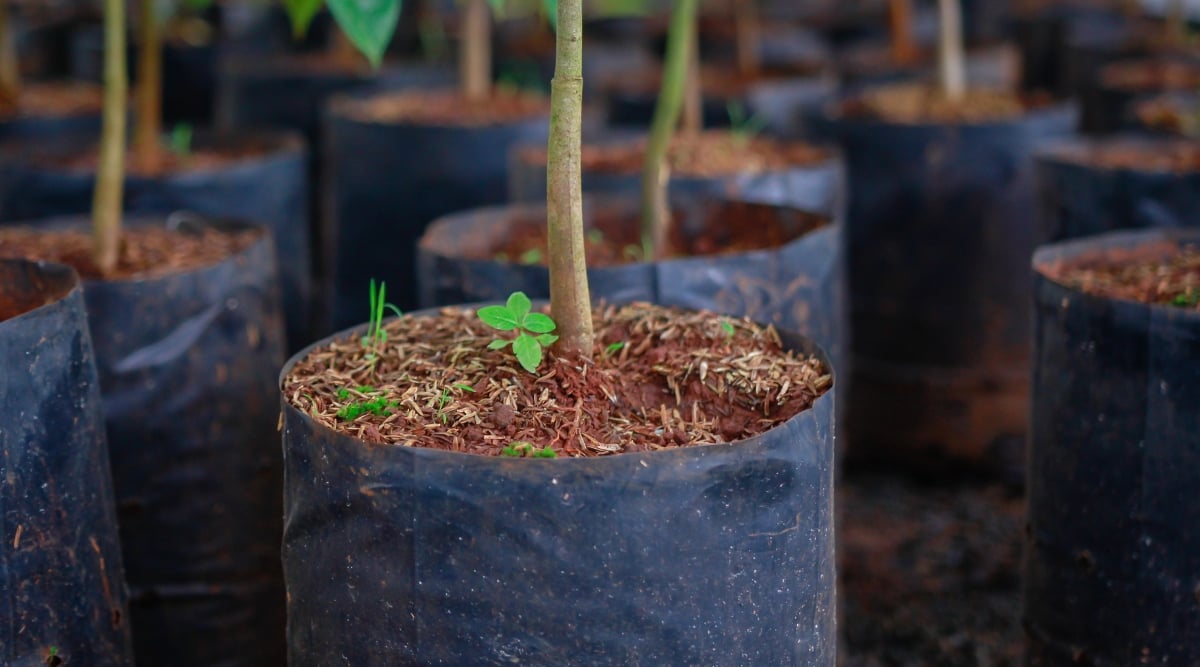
1045 245 1200 308
35 140 274 178
1101 59 1200 92
0 226 261 281
283 302 832 456
0 284 55 323
337 89 549 126
0 81 103 120
517 131 831 178
838 84 1044 123
602 62 824 100
1135 95 1199 137
1054 140 1200 171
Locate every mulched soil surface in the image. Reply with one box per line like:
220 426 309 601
839 473 1025 667
838 84 1041 124
1048 246 1200 309
1054 139 1200 171
0 81 103 120
338 89 548 126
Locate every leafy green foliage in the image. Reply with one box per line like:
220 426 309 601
604 340 625 357
479 292 558 372
720 319 735 338
335 386 399 420
168 122 192 157
501 441 557 458
1172 288 1199 307
362 279 403 370
283 0 323 37
283 0 401 68
726 101 767 147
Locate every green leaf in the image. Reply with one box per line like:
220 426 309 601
604 341 625 356
453 383 476 392
283 0 325 38
535 333 559 346
327 0 401 68
512 333 543 373
479 305 520 331
519 247 543 265
506 292 532 320
534 447 557 458
522 312 557 333
541 0 557 30
487 338 510 350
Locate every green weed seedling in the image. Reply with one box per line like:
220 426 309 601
436 383 476 424
501 441 557 458
519 247 544 265
604 341 626 357
720 319 736 338
362 279 403 371
335 385 398 421
1173 288 1199 307
169 122 193 157
726 101 767 148
479 292 559 373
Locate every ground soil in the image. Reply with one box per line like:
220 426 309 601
1101 58 1200 92
337 88 548 126
837 84 1043 124
34 139 274 178
284 302 832 456
1045 244 1200 308
602 62 826 101
1134 95 1199 137
1054 139 1200 171
0 278 59 323
0 225 261 281
0 81 103 121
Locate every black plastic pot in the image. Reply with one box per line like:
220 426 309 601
0 130 313 351
1035 136 1200 246
280 314 837 665
0 259 133 666
1025 228 1200 666
325 89 549 329
822 99 1077 480
0 82 102 142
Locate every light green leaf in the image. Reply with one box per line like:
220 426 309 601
487 338 511 350
479 305 520 331
327 0 401 68
512 333 543 373
283 0 325 38
536 333 558 346
506 292 532 321
522 312 556 333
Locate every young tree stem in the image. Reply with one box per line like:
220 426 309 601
0 1 20 106
733 0 760 76
134 0 163 174
888 0 918 66
461 0 491 101
93 0 128 274
680 8 702 136
937 0 966 101
546 0 593 358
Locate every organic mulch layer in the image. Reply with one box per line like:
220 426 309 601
35 140 276 178
839 473 1025 667
1100 59 1200 92
1135 94 1197 136
336 89 549 126
838 84 1043 123
1045 244 1200 308
0 226 261 280
284 301 831 455
0 81 103 120
1049 139 1200 172
603 63 826 100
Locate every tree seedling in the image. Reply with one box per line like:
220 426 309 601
479 292 559 372
727 101 767 148
362 279 403 371
501 441 557 458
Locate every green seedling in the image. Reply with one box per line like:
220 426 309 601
169 122 192 157
720 319 736 338
362 279 403 370
335 385 398 421
519 247 544 265
501 441 557 458
436 383 476 424
46 646 61 667
586 228 604 244
1172 289 1199 307
726 101 767 148
479 292 559 373
604 341 626 357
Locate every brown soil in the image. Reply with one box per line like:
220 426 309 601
1046 245 1200 309
275 51 376 76
518 131 831 179
1134 95 1198 137
283 302 832 456
0 277 59 323
838 84 1042 124
602 63 825 100
33 140 273 178
0 225 261 281
483 200 829 267
337 89 549 126
0 81 103 121
1101 59 1200 92
1054 140 1200 172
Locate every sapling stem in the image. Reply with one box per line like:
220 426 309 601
134 0 163 174
640 0 696 260
733 0 760 77
546 0 593 357
93 0 127 274
888 0 918 66
0 1 20 107
937 0 966 101
680 6 702 136
461 0 492 101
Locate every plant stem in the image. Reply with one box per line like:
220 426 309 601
640 0 696 261
0 1 20 107
937 0 966 101
546 0 593 358
680 7 702 136
461 0 491 101
134 0 163 174
733 0 760 77
888 0 918 66
93 0 128 274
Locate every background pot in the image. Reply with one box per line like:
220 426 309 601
280 317 836 666
1083 57 1200 135
823 99 1077 481
0 259 133 666
1025 228 1200 665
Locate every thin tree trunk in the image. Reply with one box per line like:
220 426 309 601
937 0 966 101
546 0 592 358
461 0 491 101
680 8 701 136
0 2 20 107
888 0 918 66
134 0 163 174
733 0 760 77
93 0 128 274
641 0 697 261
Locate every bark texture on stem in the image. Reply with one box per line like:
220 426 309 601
888 0 918 66
461 0 491 102
640 0 697 261
734 0 760 76
0 2 20 106
547 0 593 358
937 0 966 101
134 0 163 174
93 0 128 274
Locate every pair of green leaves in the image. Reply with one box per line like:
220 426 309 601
284 0 401 67
479 292 558 373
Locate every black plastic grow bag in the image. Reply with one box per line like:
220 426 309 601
822 100 1076 479
1025 228 1200 666
280 316 837 666
0 130 313 350
0 259 133 666
0 102 100 143
325 89 549 328
1035 136 1200 245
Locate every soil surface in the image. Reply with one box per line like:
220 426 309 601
0 225 261 281
838 84 1041 124
1134 95 1199 137
0 274 62 323
1046 245 1200 309
602 62 826 100
1052 139 1200 171
517 131 831 178
284 301 832 456
838 473 1025 667
34 139 275 177
1101 59 1200 92
0 81 103 120
338 89 548 126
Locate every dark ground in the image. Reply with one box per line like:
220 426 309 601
838 473 1026 667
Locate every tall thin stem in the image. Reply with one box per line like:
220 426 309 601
733 0 760 77
134 0 163 173
461 0 491 101
546 0 592 358
888 0 918 66
680 7 702 136
93 0 128 274
0 2 20 107
937 0 966 101
640 0 697 260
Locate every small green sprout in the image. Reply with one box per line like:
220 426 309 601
501 441 558 458
436 383 476 424
622 244 643 261
519 247 544 265
604 341 626 357
726 101 768 148
1172 289 1199 307
720 319 736 338
479 292 559 373
46 646 61 667
335 386 398 421
362 279 403 371
169 123 193 157
586 228 605 244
